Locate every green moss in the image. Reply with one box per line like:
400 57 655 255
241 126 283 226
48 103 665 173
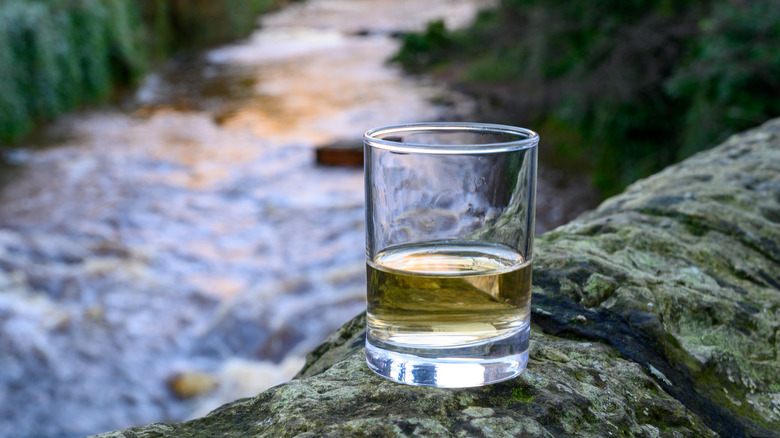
582 273 616 306
511 387 535 403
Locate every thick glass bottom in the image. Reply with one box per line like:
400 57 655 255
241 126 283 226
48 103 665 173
365 324 530 388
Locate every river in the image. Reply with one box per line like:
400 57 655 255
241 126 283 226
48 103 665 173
0 1 598 436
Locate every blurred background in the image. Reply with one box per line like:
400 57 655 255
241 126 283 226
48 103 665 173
0 0 777 436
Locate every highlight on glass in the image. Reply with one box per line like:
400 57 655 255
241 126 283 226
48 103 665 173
363 122 539 387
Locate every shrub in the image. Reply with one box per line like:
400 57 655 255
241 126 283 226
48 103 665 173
0 0 288 145
0 0 144 143
394 0 780 196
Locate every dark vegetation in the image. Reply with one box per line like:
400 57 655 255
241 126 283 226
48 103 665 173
394 0 780 196
0 0 287 144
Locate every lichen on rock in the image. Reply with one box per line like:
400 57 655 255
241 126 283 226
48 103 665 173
96 119 780 437
533 118 780 435
97 319 717 438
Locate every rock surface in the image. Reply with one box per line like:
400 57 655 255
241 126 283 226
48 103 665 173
96 119 780 437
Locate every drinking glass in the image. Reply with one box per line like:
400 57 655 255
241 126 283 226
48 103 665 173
364 122 538 387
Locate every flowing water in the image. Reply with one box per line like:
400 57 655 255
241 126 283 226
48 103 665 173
0 1 597 436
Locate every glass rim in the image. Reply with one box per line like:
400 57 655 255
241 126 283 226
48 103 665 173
364 122 539 154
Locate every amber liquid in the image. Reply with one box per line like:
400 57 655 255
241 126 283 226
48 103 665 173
367 241 532 347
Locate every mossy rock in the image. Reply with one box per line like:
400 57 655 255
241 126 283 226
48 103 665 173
96 119 780 437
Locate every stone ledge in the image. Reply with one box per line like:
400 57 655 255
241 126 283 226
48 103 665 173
96 119 780 437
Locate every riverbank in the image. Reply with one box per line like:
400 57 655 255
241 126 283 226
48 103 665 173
392 0 780 196
0 0 288 145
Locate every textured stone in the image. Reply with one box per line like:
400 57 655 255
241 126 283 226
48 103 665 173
532 118 780 436
96 119 780 437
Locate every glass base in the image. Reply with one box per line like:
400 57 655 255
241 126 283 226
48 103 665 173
365 325 530 388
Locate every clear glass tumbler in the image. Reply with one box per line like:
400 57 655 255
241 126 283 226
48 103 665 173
364 122 538 387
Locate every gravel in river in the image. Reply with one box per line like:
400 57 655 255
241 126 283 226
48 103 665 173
0 1 597 436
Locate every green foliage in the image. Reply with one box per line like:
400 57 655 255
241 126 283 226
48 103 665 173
392 20 456 71
666 1 780 158
141 0 284 54
0 0 145 143
0 0 286 145
394 0 779 196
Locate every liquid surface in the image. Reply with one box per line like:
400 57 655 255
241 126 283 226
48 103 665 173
367 242 531 347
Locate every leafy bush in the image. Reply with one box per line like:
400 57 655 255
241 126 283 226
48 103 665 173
0 0 287 145
141 0 285 55
394 0 780 196
393 20 456 72
666 1 780 158
0 0 145 143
